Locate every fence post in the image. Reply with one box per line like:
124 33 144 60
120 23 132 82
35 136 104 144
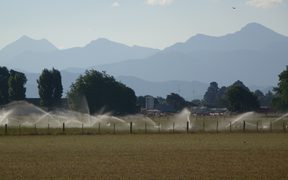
82 123 84 135
130 122 133 134
113 123 116 134
216 120 219 133
203 120 205 132
5 124 7 134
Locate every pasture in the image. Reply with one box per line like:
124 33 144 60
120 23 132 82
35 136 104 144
0 133 288 179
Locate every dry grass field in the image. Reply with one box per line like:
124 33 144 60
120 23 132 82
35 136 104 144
0 133 288 179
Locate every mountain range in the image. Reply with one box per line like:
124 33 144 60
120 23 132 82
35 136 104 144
0 22 286 99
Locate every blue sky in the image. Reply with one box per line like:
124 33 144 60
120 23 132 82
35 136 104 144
0 0 288 49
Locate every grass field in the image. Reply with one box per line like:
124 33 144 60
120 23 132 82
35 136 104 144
0 134 288 179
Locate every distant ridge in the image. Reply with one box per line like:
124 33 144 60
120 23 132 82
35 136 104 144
0 22 287 89
164 22 288 53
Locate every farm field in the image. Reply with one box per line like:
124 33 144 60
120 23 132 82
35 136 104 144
0 133 288 179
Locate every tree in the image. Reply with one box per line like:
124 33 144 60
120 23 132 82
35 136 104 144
67 69 137 115
8 70 27 101
37 68 63 108
137 96 146 108
0 66 10 105
166 93 188 111
254 89 274 107
204 82 219 107
262 91 274 107
273 66 288 111
51 68 63 105
232 80 250 92
191 99 202 106
226 85 259 112
217 86 229 108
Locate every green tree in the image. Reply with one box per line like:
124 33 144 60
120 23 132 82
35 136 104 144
231 80 250 91
67 70 136 115
273 66 288 111
8 70 27 101
226 85 259 112
137 96 146 108
0 66 10 105
217 86 229 108
166 93 188 111
51 68 63 106
37 68 63 108
204 82 219 107
262 91 274 107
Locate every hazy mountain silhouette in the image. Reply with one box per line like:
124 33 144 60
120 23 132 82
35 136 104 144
0 37 159 72
0 35 58 59
95 23 288 86
165 23 288 53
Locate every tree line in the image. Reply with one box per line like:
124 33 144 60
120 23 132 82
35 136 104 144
138 66 288 113
0 65 287 113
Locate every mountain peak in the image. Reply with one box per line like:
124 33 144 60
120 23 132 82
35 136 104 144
0 35 58 58
86 38 123 48
240 22 272 33
18 35 33 41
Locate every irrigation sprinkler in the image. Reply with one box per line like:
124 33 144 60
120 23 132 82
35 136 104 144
145 123 147 134
158 123 161 133
243 121 246 132
270 120 272 132
62 123 65 132
34 124 37 134
187 121 189 133
283 122 286 133
130 122 132 134
98 123 101 134
173 122 175 133
47 124 50 134
229 121 232 133
256 121 259 132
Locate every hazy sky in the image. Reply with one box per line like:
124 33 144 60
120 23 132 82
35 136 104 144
0 0 288 49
